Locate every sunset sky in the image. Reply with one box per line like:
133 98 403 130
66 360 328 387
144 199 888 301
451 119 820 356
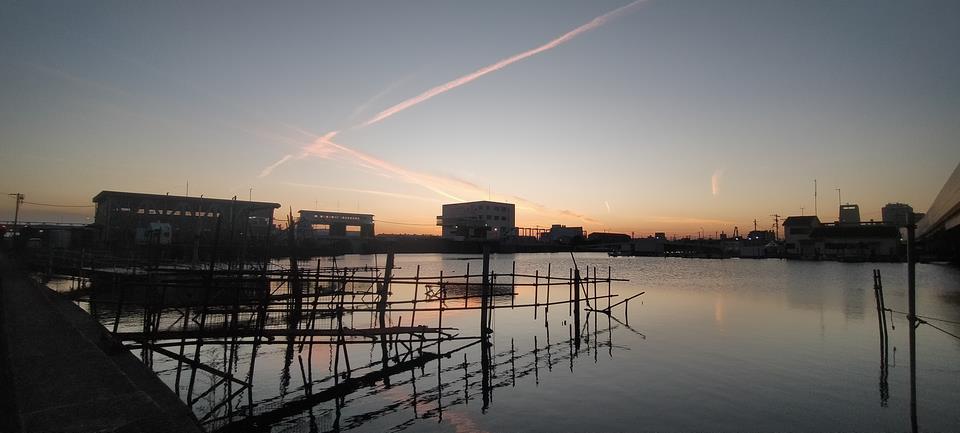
2 0 959 236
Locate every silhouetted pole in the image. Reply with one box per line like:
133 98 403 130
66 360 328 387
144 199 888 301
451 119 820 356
814 179 818 218
480 245 490 335
286 212 302 325
906 216 918 433
573 267 581 352
8 193 23 231
378 252 394 385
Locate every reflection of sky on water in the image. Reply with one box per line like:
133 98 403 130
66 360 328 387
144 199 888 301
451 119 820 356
53 253 960 432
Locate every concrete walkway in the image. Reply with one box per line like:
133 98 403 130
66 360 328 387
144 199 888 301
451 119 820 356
0 253 202 433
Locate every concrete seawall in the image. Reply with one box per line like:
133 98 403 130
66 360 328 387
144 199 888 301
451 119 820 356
0 253 202 433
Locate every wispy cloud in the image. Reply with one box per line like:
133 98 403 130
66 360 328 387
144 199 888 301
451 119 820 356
359 0 647 128
281 182 443 203
303 133 471 201
282 132 603 225
644 215 735 226
258 2 647 226
711 169 724 197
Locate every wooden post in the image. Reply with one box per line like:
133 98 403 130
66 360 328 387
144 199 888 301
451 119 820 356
511 260 516 308
378 252 394 383
546 263 551 314
480 246 490 335
464 262 470 308
573 268 581 349
906 217 918 433
607 266 612 311
112 274 124 334
411 265 420 326
534 270 539 308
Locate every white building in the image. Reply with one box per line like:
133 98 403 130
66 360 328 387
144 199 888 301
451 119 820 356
437 201 515 241
783 215 821 258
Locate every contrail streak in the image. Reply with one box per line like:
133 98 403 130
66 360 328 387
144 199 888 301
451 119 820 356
260 1 644 177
281 182 442 203
360 0 647 127
303 133 470 201
300 132 601 224
259 154 294 178
258 2 644 226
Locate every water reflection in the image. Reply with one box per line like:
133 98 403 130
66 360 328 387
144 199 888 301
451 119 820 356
45 253 960 432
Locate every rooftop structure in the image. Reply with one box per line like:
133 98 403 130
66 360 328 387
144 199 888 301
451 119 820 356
839 204 861 225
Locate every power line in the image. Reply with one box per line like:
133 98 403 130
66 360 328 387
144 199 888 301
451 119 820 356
22 201 94 208
373 219 435 227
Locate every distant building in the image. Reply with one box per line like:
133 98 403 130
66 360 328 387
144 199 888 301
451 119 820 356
586 232 632 244
881 202 921 226
810 225 901 261
654 232 666 240
541 224 584 243
839 204 861 225
436 201 515 241
629 237 665 256
92 191 279 248
297 210 374 239
783 216 821 258
882 203 913 225
745 230 776 243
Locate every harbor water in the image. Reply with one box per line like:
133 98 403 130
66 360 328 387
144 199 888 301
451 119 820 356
64 253 960 432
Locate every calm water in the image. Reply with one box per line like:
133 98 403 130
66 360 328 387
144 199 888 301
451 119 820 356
70 253 960 432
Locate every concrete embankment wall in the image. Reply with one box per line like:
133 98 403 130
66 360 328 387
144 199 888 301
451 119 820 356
0 253 201 433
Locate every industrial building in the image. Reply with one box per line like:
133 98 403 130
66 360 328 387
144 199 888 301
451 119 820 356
436 201 515 241
540 225 584 243
92 191 279 249
782 213 900 260
296 210 374 239
809 225 901 261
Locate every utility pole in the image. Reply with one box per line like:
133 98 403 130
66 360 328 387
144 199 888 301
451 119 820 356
906 213 918 433
249 188 253 201
8 193 24 229
835 188 842 222
814 179 818 218
770 214 781 240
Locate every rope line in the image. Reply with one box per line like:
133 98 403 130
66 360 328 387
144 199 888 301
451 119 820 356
919 319 960 341
885 309 960 326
